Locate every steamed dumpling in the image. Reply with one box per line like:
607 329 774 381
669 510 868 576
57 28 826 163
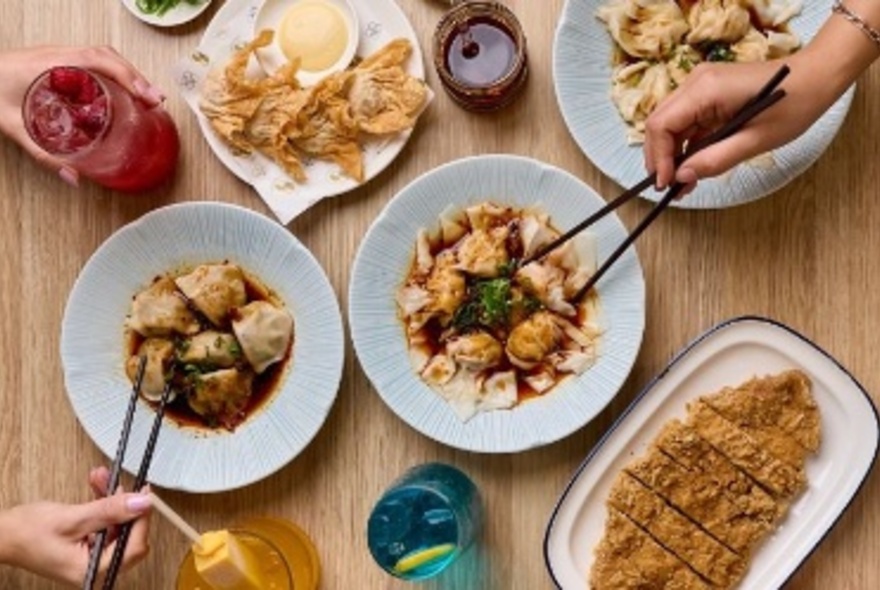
127 277 199 337
178 330 240 368
666 45 701 86
686 0 752 44
742 0 802 27
506 311 562 369
766 30 800 58
597 0 689 59
126 338 175 402
447 332 504 371
188 368 254 424
732 28 771 62
231 301 293 373
455 227 510 278
174 264 247 327
611 61 673 144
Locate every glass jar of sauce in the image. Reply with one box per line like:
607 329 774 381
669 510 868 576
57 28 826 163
433 2 528 112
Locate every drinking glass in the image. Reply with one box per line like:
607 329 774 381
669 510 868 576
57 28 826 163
22 66 180 192
367 463 483 581
176 517 321 590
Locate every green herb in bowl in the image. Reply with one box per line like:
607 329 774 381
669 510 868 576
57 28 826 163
136 0 206 17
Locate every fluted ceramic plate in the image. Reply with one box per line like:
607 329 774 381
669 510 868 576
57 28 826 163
120 0 213 27
553 0 854 209
60 202 344 493
545 317 879 588
349 155 645 453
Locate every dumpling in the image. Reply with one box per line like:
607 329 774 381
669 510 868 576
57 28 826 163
666 45 702 87
455 227 510 277
766 31 800 58
174 264 247 327
519 212 558 260
610 61 673 144
178 331 240 368
597 0 689 59
464 202 509 232
732 28 771 62
686 0 751 44
506 311 562 369
426 251 467 319
446 332 504 371
126 338 175 402
127 277 199 337
188 368 254 426
742 0 802 28
231 301 293 373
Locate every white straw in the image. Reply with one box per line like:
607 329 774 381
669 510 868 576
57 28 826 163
149 492 203 548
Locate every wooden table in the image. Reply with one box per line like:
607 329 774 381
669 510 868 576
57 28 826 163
1 1 878 588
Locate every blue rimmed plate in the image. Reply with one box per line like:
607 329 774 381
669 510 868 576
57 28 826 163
544 316 879 588
349 155 645 453
553 0 854 209
60 202 344 493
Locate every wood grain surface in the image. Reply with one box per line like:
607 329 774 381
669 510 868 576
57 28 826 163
1 1 878 588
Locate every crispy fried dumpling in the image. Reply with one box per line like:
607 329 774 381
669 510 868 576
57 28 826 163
346 39 428 135
188 368 254 424
126 338 175 402
596 0 689 60
128 277 200 337
506 311 562 369
178 330 240 368
686 0 751 44
456 227 510 278
447 332 504 371
174 264 247 327
231 301 293 374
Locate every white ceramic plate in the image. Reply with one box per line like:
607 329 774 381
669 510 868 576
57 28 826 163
544 316 879 588
120 0 213 27
349 155 646 453
60 202 344 493
553 0 854 209
173 0 429 224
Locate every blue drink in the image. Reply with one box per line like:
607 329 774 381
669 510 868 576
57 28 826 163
367 463 482 581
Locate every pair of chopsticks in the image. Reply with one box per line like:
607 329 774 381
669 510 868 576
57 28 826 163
521 65 791 302
82 356 173 590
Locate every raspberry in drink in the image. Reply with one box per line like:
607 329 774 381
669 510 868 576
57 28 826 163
23 67 180 192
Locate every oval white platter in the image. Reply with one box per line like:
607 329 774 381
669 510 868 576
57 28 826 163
60 202 345 493
349 154 646 453
544 316 879 588
553 0 854 209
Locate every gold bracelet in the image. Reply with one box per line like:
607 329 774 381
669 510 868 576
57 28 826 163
833 0 880 48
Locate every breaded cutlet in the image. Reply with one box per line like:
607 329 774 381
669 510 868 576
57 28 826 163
701 370 820 467
687 400 805 499
590 508 713 590
625 448 770 556
607 472 746 587
655 420 785 526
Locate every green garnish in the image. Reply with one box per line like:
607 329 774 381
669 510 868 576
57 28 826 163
453 277 512 331
705 43 734 62
677 55 694 72
135 0 206 17
228 339 242 357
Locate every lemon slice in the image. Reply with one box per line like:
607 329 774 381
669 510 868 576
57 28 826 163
393 543 457 574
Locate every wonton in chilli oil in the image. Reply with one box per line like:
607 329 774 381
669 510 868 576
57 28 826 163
396 203 602 421
124 263 294 430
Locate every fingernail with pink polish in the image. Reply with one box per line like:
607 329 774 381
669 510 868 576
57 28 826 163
134 79 165 105
59 167 79 187
126 494 152 513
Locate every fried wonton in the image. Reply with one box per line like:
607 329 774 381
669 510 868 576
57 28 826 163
346 39 429 135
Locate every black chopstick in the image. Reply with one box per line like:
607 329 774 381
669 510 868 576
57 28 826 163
101 382 173 590
570 86 787 302
82 357 147 590
520 65 791 269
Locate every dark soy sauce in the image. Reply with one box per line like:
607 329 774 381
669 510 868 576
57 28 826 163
445 18 518 88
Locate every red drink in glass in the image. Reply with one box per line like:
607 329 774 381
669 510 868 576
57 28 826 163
23 66 180 192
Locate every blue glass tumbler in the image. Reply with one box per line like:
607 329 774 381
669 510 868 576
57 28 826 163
366 463 483 581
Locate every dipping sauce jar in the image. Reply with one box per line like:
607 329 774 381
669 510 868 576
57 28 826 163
433 2 528 112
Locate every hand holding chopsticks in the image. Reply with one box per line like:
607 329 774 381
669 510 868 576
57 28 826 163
522 65 790 300
81 357 173 590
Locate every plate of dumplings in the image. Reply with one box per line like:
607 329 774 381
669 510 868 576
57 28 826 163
553 0 854 209
60 202 344 493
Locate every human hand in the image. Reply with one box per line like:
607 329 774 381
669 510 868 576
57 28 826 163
0 45 166 187
0 466 152 587
642 52 839 192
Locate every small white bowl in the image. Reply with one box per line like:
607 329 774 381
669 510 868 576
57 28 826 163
254 0 360 87
120 0 213 28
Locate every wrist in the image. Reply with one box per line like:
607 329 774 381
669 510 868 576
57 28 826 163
0 510 16 565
